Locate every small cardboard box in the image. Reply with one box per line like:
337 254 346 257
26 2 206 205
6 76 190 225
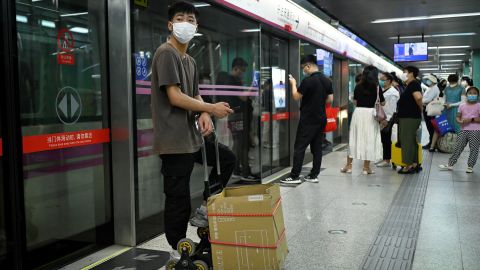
207 184 288 270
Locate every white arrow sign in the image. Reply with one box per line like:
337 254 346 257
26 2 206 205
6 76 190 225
133 253 160 261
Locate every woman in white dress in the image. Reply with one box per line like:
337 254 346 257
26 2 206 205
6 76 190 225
341 65 385 174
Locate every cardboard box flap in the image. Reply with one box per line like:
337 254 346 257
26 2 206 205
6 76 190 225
208 184 281 215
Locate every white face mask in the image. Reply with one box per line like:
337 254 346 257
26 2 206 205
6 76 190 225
172 22 197 44
461 81 468 88
399 73 408 82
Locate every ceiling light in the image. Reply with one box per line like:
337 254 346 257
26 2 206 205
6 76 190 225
428 46 470 50
193 2 210 8
441 64 462 67
70 27 88 34
439 53 467 56
16 15 28 23
241 28 261 33
372 12 480 23
41 20 55 28
194 33 203 36
440 67 461 70
419 68 440 71
389 32 476 39
441 59 463 62
61 12 88 17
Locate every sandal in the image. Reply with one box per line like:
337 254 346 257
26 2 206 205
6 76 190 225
340 165 352 173
362 168 375 175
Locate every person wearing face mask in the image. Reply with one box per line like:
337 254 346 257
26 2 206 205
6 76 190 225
151 1 235 253
376 72 400 168
439 87 480 173
461 76 474 91
421 74 440 149
396 66 424 174
281 55 333 184
341 65 385 175
429 74 467 151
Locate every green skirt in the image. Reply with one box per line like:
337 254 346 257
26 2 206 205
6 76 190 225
398 118 421 165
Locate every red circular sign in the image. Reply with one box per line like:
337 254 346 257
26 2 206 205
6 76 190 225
57 28 75 53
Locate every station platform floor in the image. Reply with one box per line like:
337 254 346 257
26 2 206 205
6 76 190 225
62 148 480 270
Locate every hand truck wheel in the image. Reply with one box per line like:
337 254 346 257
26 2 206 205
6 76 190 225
177 238 196 257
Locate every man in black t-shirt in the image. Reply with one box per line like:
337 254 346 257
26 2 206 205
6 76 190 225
281 55 334 184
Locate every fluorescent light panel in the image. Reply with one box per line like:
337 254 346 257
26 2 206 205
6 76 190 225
193 2 210 8
440 53 467 56
16 15 28 23
372 12 480 23
428 45 470 50
389 32 476 39
241 29 260 33
441 59 463 62
41 20 55 28
61 12 88 17
441 64 462 67
70 27 88 34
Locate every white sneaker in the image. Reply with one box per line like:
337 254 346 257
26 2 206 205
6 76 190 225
280 176 302 184
190 205 208 227
376 161 390 168
439 164 453 171
303 175 319 183
466 167 473 173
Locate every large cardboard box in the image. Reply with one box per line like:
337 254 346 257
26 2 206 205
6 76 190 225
207 184 288 270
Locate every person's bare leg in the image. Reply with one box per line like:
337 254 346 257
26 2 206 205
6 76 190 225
430 132 439 150
341 156 353 173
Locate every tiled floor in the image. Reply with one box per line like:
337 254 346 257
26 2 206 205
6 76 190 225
64 149 480 270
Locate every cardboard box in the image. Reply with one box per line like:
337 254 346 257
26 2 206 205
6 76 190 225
207 184 288 270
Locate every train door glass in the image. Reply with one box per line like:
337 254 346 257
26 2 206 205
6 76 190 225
0 96 5 264
260 35 290 176
15 0 112 268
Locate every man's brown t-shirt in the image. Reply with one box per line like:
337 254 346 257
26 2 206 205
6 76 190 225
151 42 202 155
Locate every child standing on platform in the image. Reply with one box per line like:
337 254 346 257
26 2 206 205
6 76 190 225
439 87 480 173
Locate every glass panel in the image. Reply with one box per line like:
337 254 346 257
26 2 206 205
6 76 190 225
348 61 365 127
15 0 112 267
132 0 261 242
269 38 290 170
260 34 272 175
0 99 4 261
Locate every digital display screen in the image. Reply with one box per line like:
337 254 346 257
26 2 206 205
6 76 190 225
316 48 333 77
272 67 286 109
394 42 428 62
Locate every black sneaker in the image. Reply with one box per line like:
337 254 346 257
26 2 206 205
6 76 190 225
303 175 319 183
280 176 302 184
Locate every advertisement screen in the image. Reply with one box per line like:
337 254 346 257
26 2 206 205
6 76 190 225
272 67 286 109
316 48 333 77
394 42 428 62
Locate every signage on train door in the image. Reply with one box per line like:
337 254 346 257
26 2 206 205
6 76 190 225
56 86 82 125
57 28 75 65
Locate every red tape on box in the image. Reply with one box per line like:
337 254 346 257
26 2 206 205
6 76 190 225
209 229 286 249
207 198 282 217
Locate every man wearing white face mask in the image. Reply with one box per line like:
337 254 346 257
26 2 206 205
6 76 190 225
151 1 235 253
